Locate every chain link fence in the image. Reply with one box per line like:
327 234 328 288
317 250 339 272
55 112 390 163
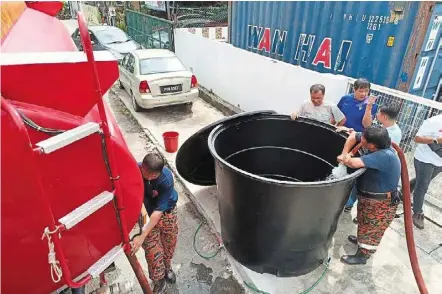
125 4 228 50
347 79 442 153
173 6 228 28
347 79 442 204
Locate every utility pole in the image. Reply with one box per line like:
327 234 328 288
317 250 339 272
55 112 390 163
166 1 171 21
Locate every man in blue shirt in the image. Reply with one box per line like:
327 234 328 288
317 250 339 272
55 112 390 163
340 104 402 218
337 126 401 265
337 78 378 132
337 78 378 219
131 153 179 294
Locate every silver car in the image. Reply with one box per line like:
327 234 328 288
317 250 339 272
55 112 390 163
118 49 199 111
72 25 141 60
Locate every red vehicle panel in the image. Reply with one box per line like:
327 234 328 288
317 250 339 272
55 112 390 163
1 2 144 293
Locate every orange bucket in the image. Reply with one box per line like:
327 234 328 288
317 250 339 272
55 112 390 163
163 131 179 153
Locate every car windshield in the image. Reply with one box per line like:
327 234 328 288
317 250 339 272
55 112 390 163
139 57 186 75
94 27 130 45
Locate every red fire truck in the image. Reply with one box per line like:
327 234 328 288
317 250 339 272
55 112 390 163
1 2 151 293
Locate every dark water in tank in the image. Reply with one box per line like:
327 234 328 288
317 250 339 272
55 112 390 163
224 146 334 182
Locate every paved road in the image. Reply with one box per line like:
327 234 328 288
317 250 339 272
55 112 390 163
80 94 244 294
110 85 442 294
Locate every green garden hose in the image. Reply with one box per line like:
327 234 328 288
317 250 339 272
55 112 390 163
193 221 223 260
193 221 331 293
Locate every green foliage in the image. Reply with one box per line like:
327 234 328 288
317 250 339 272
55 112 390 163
117 21 126 32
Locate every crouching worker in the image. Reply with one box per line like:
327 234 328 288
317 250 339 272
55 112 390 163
131 153 179 294
337 126 401 265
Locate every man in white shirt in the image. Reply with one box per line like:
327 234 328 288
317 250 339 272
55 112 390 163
291 84 346 126
108 6 116 26
376 104 402 145
337 103 402 144
411 113 442 229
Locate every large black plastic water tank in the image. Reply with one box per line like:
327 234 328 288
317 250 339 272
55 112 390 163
176 112 365 277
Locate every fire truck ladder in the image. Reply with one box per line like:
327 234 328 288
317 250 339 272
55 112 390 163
19 12 152 294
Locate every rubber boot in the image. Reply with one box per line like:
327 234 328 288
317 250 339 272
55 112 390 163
348 235 357 245
341 248 370 265
165 269 177 284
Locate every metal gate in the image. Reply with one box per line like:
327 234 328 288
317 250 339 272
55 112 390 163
126 9 174 50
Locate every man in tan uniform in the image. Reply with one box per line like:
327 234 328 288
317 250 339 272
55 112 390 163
291 84 346 126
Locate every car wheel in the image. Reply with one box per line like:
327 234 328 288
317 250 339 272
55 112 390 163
119 79 124 89
131 92 142 112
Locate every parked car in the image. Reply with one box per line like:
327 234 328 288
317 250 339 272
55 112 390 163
118 49 199 111
71 25 141 60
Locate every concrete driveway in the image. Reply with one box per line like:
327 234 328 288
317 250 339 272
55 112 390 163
110 85 442 294
78 93 245 294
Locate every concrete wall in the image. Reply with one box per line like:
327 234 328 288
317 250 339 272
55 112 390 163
174 30 350 114
177 27 228 42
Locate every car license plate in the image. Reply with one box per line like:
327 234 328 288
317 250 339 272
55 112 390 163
160 84 182 94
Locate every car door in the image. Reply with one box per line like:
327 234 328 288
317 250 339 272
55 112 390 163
119 54 130 89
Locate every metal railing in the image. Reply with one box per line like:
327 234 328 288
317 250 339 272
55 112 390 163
125 9 173 50
347 79 442 205
347 79 442 154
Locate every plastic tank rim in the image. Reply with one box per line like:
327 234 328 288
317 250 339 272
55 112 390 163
207 114 366 187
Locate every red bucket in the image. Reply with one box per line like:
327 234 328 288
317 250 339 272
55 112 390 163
163 131 179 153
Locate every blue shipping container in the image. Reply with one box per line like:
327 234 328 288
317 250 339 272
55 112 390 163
408 3 441 100
230 1 431 90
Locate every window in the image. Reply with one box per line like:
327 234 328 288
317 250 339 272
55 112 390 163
72 29 80 39
127 54 135 73
121 54 130 68
89 31 98 43
124 54 132 70
139 57 186 75
94 27 130 45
